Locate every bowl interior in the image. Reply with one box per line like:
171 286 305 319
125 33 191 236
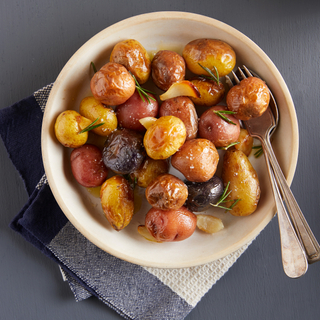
42 12 298 268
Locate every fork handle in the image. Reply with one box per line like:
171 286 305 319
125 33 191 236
265 137 320 264
261 140 308 277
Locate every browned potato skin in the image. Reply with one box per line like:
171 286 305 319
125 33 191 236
110 39 151 84
90 62 135 106
79 96 118 136
182 39 236 77
234 128 253 156
143 116 186 160
198 105 240 147
159 97 198 140
226 77 270 120
100 175 134 231
145 206 197 242
151 50 186 91
171 138 219 182
130 156 170 188
222 149 260 216
145 174 188 210
70 144 108 188
190 77 225 107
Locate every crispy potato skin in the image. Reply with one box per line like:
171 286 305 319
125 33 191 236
100 175 134 231
110 39 151 84
222 149 260 216
145 174 188 210
182 39 236 77
90 62 135 106
54 110 91 148
159 96 198 140
234 128 253 156
151 50 186 91
145 206 197 242
198 105 240 147
226 77 270 120
79 96 118 136
171 138 219 182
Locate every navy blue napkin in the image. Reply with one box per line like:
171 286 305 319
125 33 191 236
0 85 250 320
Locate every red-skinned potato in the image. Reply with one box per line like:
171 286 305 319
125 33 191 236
159 96 198 140
90 62 135 106
145 206 197 242
198 105 240 147
115 90 159 132
70 144 108 188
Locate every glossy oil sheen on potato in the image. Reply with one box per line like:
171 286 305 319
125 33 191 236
222 149 260 216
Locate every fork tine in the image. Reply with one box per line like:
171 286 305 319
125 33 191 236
242 65 253 77
238 67 247 80
231 70 240 84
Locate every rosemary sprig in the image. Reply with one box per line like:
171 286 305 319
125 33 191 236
131 73 156 104
210 181 241 211
79 117 105 134
214 110 237 125
198 63 220 85
253 145 263 158
124 174 138 190
91 61 97 73
218 141 240 151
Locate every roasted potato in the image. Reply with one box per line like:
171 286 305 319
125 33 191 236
100 175 134 231
129 156 169 188
110 39 151 84
145 174 188 210
159 96 198 140
198 105 240 147
54 110 92 148
234 128 253 156
70 144 108 188
79 96 118 136
182 39 236 77
143 116 186 160
171 138 219 182
90 62 135 106
145 206 197 242
226 77 270 120
151 50 186 91
221 149 260 216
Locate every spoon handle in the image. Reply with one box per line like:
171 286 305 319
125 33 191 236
265 137 320 264
261 140 308 278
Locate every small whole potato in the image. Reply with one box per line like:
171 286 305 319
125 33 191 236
143 116 186 160
54 110 92 148
145 206 197 242
222 149 260 216
115 90 159 132
100 175 134 231
110 39 151 84
79 96 118 136
182 39 236 77
234 128 253 156
145 174 188 210
190 77 225 107
159 96 198 140
90 62 135 106
70 144 108 188
151 50 186 91
198 105 240 147
171 138 219 182
129 156 169 188
226 77 270 120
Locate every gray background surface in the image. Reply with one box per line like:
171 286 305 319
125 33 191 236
1 0 320 319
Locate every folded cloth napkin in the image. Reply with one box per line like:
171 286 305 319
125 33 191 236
0 84 252 320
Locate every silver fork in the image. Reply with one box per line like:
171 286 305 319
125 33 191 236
226 66 320 277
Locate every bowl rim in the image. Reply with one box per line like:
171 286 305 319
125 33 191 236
41 11 299 268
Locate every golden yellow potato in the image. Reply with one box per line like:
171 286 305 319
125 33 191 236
110 39 151 84
100 175 134 231
234 128 253 156
182 39 236 77
79 96 117 136
221 149 260 216
143 116 186 160
129 156 169 188
54 110 91 148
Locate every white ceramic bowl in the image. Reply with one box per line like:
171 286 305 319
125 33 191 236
41 11 298 268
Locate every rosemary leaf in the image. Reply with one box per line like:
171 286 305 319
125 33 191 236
131 73 156 104
214 110 237 125
79 117 105 134
198 63 220 85
91 61 97 73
